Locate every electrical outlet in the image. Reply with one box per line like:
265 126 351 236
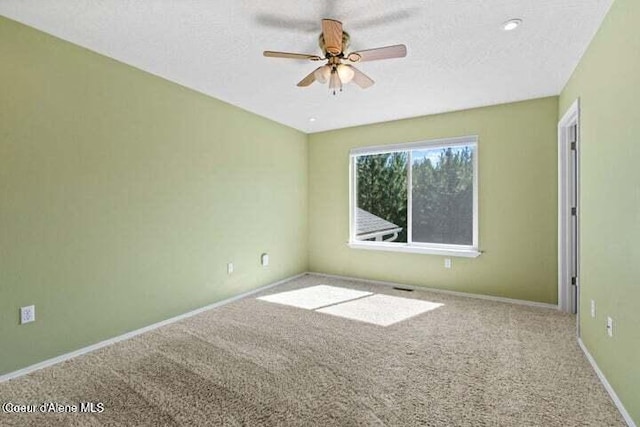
606 316 614 337
261 253 269 267
590 300 596 318
227 262 234 275
444 258 452 269
20 305 35 324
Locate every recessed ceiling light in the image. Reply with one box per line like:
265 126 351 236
503 19 522 31
309 117 317 122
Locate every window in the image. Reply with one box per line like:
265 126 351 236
349 136 479 257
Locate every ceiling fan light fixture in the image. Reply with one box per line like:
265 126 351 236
314 65 332 83
336 64 355 84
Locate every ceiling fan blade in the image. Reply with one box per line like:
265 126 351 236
349 10 415 31
264 51 322 61
322 19 343 55
350 66 375 89
255 13 318 33
348 44 407 62
297 67 322 87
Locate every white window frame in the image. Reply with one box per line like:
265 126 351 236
348 135 481 258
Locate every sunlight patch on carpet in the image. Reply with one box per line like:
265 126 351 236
257 285 372 310
317 294 444 326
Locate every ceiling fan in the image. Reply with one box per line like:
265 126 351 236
263 19 407 94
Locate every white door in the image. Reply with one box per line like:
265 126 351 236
568 123 578 315
558 101 580 318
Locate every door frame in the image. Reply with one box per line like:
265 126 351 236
558 99 580 322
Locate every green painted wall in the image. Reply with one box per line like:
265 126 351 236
309 97 559 304
559 0 640 422
0 17 308 375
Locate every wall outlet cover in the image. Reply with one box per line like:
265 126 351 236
227 262 234 274
20 305 35 324
444 258 452 269
590 300 596 318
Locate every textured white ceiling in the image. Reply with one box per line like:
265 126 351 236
0 0 612 133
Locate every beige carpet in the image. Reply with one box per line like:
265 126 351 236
0 275 625 426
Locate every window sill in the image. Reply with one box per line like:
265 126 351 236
347 242 482 258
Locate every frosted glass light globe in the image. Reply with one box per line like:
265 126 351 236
336 64 355 83
314 65 332 83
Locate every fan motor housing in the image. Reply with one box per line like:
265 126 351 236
319 31 350 56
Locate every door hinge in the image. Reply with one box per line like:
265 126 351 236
571 207 577 216
570 142 576 150
571 277 577 286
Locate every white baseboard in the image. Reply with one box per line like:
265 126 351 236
0 272 306 384
308 272 558 310
578 338 636 427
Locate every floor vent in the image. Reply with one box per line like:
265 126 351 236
392 287 414 292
